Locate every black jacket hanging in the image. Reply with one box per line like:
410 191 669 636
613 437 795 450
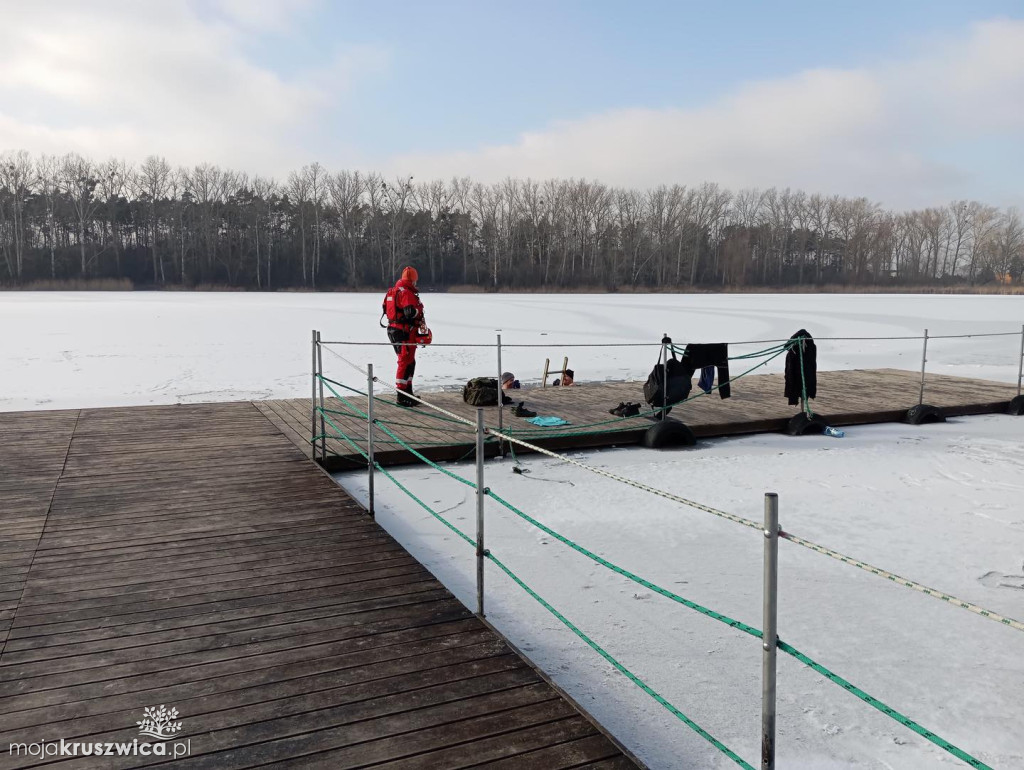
785 329 817 405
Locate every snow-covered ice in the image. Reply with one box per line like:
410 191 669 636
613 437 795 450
3 291 1023 768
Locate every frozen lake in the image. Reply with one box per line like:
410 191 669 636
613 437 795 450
2 291 1023 412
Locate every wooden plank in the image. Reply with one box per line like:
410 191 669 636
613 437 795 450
253 696 578 769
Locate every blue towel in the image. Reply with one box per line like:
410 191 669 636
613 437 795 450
526 416 570 427
697 365 715 394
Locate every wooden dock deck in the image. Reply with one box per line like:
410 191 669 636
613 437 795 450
0 403 639 769
256 368 1021 471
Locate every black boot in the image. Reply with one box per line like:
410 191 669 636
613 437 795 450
512 401 537 418
396 390 419 407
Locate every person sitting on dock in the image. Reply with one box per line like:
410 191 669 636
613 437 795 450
501 372 521 390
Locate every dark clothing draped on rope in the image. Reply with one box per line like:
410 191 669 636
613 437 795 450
785 329 817 405
681 343 731 399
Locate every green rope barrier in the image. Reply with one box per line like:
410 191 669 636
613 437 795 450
729 343 791 360
483 491 991 768
777 641 991 769
320 374 470 427
485 551 753 769
667 340 791 361
373 461 477 548
356 448 750 767
375 421 483 489
320 374 366 396
485 489 761 636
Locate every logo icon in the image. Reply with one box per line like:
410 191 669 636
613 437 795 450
137 706 183 740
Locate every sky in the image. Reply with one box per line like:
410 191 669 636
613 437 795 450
1 0 1022 210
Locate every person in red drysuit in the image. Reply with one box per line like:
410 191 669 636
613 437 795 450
386 266 425 407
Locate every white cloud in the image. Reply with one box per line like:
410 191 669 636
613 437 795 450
386 19 1024 209
2 7 1020 210
0 0 381 175
214 0 314 32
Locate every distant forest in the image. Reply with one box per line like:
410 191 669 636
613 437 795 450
1 150 1022 290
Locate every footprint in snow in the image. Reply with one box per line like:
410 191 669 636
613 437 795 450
978 568 1024 590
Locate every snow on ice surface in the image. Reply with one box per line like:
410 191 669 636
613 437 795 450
4 291 1024 768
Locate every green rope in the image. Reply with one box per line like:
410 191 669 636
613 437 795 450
314 433 469 449
319 378 369 419
320 375 367 396
777 641 991 769
373 461 477 548
359 452 749 767
485 490 991 767
485 490 761 635
375 421 483 489
322 405 470 437
729 343 791 360
667 340 790 361
320 374 470 426
485 552 753 769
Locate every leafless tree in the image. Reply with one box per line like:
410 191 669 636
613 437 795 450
136 155 171 283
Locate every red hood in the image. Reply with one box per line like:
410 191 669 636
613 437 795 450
396 278 418 292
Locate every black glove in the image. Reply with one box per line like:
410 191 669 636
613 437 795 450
402 306 419 321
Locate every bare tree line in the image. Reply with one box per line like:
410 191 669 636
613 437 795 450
1 149 1022 289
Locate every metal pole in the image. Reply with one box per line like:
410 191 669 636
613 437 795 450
761 492 779 770
316 331 326 461
366 363 376 518
311 330 318 462
661 334 668 417
496 332 505 457
1017 324 1024 397
918 328 929 406
475 408 487 617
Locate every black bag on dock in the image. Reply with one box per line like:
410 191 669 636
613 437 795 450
643 352 691 407
462 377 512 406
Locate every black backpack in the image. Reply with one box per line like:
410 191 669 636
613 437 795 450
643 350 691 407
462 377 513 406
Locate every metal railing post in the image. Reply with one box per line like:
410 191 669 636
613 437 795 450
497 332 505 457
316 331 326 461
661 334 668 416
475 408 487 617
918 328 929 406
311 329 319 462
366 363 376 518
1017 324 1023 397
761 492 779 770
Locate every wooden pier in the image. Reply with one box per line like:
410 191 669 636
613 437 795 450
256 368 1022 471
0 403 639 769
